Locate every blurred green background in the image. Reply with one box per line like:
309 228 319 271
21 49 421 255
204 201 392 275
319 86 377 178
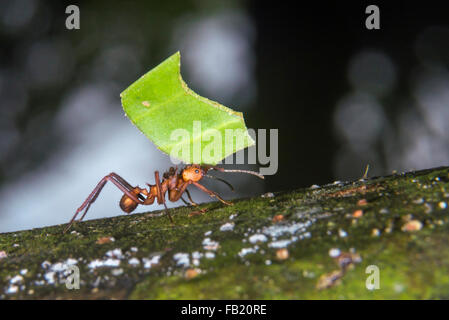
1 0 449 231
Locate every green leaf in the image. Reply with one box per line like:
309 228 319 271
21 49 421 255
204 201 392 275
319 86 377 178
120 51 255 165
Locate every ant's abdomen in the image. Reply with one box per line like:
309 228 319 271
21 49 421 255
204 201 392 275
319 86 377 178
119 187 141 213
119 194 138 213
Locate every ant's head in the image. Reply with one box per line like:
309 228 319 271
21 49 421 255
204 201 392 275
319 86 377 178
182 165 204 182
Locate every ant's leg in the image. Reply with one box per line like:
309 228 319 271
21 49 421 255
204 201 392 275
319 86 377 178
179 190 199 207
168 183 207 216
180 196 190 206
184 189 199 206
183 189 208 216
191 182 232 206
65 174 145 233
103 173 146 203
155 171 173 223
78 174 145 221
110 173 144 201
64 174 145 233
168 181 190 202
110 173 133 189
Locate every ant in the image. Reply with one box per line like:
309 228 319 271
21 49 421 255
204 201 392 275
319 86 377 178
64 164 264 233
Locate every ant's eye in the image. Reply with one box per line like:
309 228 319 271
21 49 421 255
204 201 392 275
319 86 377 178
195 169 199 174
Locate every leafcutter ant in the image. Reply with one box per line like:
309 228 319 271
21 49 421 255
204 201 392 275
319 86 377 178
63 165 264 233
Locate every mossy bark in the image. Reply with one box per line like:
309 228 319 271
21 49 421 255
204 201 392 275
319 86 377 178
1 167 449 299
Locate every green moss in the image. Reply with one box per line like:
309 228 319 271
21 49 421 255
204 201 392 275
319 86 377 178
1 167 449 299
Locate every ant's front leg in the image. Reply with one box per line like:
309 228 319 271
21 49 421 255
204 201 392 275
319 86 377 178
181 189 209 216
168 180 191 203
182 189 199 206
169 183 207 217
192 182 233 206
64 173 145 233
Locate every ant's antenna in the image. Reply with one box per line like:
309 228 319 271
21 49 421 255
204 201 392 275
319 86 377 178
205 175 235 191
220 169 265 180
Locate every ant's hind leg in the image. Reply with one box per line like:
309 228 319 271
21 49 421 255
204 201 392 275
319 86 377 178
64 173 145 233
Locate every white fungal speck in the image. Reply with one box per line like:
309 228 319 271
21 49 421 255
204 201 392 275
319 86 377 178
192 251 202 259
310 184 320 189
88 258 120 269
173 253 190 267
50 262 66 273
87 260 102 269
265 260 272 265
202 238 219 251
302 232 311 239
394 283 405 293
204 230 212 236
329 248 341 258
0 251 7 259
10 275 23 284
20 269 28 275
191 252 202 266
268 239 292 248
128 258 140 266
6 285 18 294
130 247 138 252
111 268 124 276
65 258 78 266
44 272 56 284
103 258 121 267
220 222 235 232
249 234 268 244
303 270 316 278
106 248 124 259
238 247 257 257
37 259 81 283
338 229 348 238
229 214 237 220
205 252 215 259
263 221 312 238
261 192 275 198
142 255 160 269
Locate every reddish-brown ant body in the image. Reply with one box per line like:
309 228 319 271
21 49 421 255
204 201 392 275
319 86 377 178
64 165 263 233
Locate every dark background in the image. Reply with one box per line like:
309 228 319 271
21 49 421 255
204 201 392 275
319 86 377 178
252 1 449 190
1 0 449 231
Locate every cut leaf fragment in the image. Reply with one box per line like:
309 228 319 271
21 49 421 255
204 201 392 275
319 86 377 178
120 51 255 165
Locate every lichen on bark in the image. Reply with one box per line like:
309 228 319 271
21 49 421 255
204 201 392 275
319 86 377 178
1 166 449 299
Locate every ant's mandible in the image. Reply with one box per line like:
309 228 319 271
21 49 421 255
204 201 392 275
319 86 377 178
63 165 264 233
